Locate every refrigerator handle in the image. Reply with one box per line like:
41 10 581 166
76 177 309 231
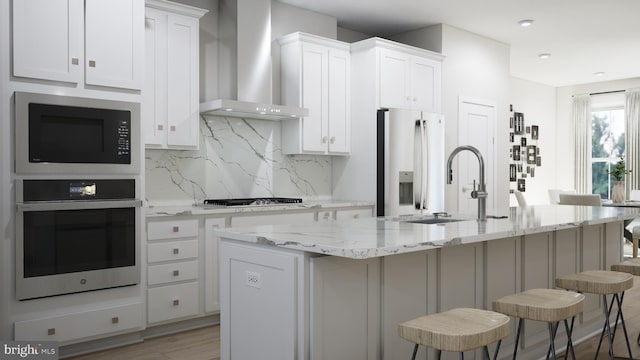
422 119 429 211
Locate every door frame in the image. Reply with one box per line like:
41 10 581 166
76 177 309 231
457 96 497 213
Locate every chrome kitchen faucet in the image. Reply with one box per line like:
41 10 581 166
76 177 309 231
446 145 488 222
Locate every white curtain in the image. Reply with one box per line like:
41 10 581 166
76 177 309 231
625 89 640 194
573 94 592 193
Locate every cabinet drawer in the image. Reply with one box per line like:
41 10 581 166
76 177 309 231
147 282 199 323
148 260 199 286
14 303 143 342
148 219 198 240
148 240 198 263
335 208 373 220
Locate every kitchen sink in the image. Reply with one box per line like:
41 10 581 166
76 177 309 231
405 218 466 225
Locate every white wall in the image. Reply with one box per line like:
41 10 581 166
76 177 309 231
336 26 371 43
555 78 640 190
509 77 557 205
391 24 511 215
0 0 11 341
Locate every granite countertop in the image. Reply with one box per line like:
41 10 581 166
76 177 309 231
214 205 640 259
145 199 375 217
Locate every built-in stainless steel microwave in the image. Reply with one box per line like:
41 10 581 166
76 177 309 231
14 92 140 175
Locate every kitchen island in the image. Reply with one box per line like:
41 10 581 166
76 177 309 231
215 205 638 360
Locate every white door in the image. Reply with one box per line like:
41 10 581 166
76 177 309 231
457 97 496 215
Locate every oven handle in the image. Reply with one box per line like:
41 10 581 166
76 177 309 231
17 199 142 212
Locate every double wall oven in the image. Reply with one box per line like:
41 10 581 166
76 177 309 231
14 92 142 300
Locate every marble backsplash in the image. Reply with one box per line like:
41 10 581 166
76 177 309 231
144 115 333 206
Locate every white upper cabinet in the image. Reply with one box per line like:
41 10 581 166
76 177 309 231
143 0 207 149
280 32 351 156
379 47 442 112
12 0 144 90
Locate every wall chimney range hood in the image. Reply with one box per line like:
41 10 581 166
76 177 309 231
199 99 307 121
199 0 307 121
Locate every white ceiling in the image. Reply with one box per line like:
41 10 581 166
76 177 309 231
278 0 640 87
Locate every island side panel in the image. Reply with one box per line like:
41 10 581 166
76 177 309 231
382 250 437 360
219 240 303 360
310 256 380 360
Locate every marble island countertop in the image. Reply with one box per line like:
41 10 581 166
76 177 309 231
145 199 374 217
214 205 640 259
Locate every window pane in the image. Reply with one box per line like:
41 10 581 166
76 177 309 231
592 109 625 158
592 161 608 199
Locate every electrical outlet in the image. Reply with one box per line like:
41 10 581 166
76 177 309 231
246 271 261 289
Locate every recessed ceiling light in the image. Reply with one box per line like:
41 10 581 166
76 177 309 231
594 72 605 77
538 53 551 59
518 19 534 27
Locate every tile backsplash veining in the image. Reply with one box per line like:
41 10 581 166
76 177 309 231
145 115 332 206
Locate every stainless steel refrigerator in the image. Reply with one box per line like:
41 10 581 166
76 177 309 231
377 108 445 216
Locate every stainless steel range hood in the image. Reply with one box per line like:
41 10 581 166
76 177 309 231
199 0 307 121
199 99 307 121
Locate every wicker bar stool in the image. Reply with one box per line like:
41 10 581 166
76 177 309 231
398 308 510 360
492 288 584 360
611 258 640 346
556 270 634 360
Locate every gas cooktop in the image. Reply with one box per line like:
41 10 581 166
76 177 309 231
203 197 303 207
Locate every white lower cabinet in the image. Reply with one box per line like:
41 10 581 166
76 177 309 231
147 282 199 324
204 218 226 313
146 219 200 324
335 207 373 220
14 303 143 342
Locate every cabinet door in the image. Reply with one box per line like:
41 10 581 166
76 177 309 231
327 48 350 155
301 43 329 153
142 8 167 147
85 0 144 89
166 13 200 148
12 0 83 83
205 218 226 313
379 48 410 109
410 56 442 112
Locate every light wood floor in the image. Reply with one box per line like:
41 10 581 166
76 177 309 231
68 277 640 360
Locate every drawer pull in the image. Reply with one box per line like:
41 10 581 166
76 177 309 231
173 270 180 277
71 57 79 65
112 317 119 324
173 299 180 306
173 248 180 255
157 124 164 131
170 125 176 132
172 225 179 233
88 60 96 67
47 328 55 336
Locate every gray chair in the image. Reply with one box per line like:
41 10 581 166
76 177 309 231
558 193 602 206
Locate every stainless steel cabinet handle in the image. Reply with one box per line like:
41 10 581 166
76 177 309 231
173 299 180 306
173 270 180 277
330 136 336 144
157 124 164 131
88 60 96 67
71 57 79 65
322 136 328 144
170 125 176 132
112 317 119 324
172 226 179 233
47 328 55 336
173 248 179 255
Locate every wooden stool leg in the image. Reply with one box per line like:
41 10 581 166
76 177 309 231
410 343 418 360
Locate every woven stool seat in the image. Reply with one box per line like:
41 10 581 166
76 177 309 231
398 308 509 353
611 258 640 276
492 288 584 323
555 270 633 294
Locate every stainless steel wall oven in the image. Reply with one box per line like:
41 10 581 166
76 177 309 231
16 179 141 300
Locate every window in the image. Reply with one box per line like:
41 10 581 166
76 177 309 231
591 107 625 199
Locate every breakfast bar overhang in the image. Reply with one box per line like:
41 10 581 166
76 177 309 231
215 205 639 360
